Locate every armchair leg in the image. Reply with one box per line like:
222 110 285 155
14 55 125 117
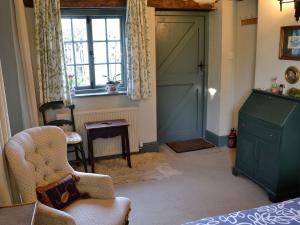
79 143 88 172
124 209 130 225
75 146 80 166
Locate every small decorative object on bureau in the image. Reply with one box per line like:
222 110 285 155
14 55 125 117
288 87 300 98
278 84 285 95
271 77 279 93
285 66 300 84
233 89 300 202
278 84 285 94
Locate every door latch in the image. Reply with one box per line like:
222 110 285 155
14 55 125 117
198 61 204 72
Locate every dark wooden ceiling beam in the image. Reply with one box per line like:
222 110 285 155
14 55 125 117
147 0 216 11
24 0 215 10
23 0 33 7
23 0 127 8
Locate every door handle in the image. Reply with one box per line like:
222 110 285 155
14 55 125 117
198 61 204 72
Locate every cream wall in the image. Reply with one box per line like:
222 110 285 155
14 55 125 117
255 0 300 91
207 0 258 136
25 7 157 145
233 0 258 128
219 0 236 135
207 2 222 135
207 0 236 136
207 0 237 137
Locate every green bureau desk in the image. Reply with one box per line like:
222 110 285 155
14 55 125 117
233 89 300 202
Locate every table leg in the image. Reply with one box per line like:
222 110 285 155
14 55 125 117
125 128 132 168
87 142 91 166
88 153 91 166
121 135 126 159
88 136 95 173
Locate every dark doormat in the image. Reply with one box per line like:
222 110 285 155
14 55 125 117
167 138 215 153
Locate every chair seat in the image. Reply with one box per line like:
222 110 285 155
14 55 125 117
64 197 131 225
65 131 82 145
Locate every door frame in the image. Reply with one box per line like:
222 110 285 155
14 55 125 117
155 11 209 141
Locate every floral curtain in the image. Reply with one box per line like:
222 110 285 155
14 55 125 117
33 0 71 105
126 0 151 100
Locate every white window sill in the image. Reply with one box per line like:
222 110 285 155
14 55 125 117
72 91 127 98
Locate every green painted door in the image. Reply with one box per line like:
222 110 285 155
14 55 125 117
156 14 206 144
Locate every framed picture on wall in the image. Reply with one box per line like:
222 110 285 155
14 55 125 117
279 26 300 61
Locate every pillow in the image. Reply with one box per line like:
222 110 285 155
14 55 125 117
36 174 81 210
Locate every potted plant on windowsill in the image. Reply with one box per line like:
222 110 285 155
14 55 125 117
104 73 121 94
68 74 76 97
104 42 122 94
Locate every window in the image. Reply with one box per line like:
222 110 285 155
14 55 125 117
61 9 126 95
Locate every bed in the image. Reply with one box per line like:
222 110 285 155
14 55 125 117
183 198 300 225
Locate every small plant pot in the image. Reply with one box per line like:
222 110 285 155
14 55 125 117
70 87 76 97
106 83 120 94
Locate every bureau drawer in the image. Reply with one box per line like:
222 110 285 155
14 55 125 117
239 117 280 143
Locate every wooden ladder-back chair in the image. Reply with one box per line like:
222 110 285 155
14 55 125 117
39 101 87 172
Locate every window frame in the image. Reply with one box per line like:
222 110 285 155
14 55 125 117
61 9 127 95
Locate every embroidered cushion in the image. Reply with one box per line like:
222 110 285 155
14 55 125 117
36 174 81 210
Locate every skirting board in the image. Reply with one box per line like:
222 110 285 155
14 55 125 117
205 130 228 147
139 142 160 152
68 141 160 162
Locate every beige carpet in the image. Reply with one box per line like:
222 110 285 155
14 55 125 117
115 146 271 225
78 153 182 185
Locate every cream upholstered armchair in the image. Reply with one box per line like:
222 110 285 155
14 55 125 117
5 126 131 225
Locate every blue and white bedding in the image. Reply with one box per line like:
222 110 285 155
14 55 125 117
183 198 300 225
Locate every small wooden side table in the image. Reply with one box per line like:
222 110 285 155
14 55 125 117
0 202 37 225
85 119 132 173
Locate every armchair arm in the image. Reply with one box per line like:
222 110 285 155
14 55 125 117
35 202 76 225
74 171 115 199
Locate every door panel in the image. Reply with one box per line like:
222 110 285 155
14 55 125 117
156 15 206 144
255 140 279 190
236 131 256 177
